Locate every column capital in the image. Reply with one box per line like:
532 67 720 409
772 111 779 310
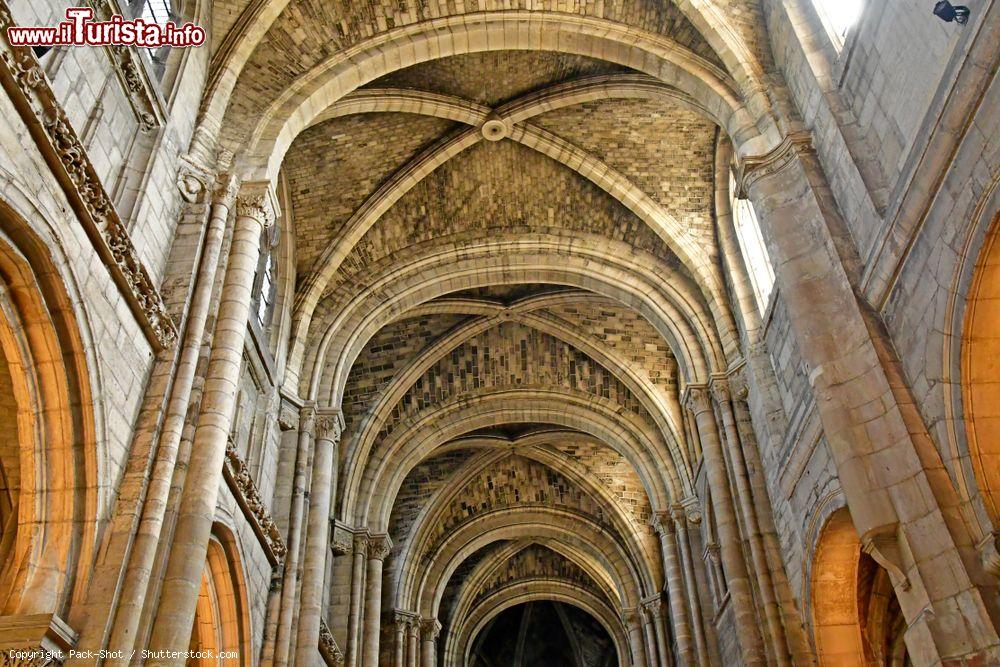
683 384 712 416
621 607 642 627
650 510 675 536
394 610 419 631
352 532 369 557
331 524 354 556
736 131 813 196
368 534 393 561
641 594 664 619
420 619 441 640
315 409 343 443
709 376 731 405
235 180 280 228
299 402 317 430
672 500 702 526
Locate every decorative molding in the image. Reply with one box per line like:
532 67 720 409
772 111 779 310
223 439 287 565
86 0 165 134
737 131 813 196
318 619 345 666
0 4 176 350
331 524 353 556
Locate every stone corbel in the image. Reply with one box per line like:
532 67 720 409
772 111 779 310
736 131 813 197
861 524 912 591
0 614 76 665
176 154 215 204
331 523 354 556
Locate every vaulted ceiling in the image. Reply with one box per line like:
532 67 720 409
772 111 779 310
202 0 775 651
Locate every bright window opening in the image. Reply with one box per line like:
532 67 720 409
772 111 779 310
812 0 863 47
730 173 775 315
135 0 172 79
255 251 275 329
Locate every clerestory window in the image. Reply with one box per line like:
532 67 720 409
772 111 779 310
730 173 775 315
811 0 864 50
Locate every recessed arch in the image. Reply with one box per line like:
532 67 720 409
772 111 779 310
187 526 252 666
810 508 867 666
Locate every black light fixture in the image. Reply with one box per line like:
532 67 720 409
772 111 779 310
933 1 971 24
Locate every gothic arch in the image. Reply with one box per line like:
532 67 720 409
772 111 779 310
188 526 252 666
810 507 867 666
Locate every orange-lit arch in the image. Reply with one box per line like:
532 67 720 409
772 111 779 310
187 528 251 666
810 508 867 665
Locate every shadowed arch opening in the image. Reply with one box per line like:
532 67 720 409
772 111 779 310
186 527 251 666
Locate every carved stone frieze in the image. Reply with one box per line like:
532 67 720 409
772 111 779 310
86 0 164 134
318 619 345 666
0 3 176 350
223 440 287 565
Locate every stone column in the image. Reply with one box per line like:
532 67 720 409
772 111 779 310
622 609 648 667
363 534 393 667
672 504 710 665
147 182 278 663
712 378 790 666
741 133 1000 661
296 410 343 664
646 597 673 666
393 614 408 667
275 403 317 666
651 512 695 665
347 533 368 667
407 618 420 667
685 386 765 665
420 619 440 667
641 606 660 667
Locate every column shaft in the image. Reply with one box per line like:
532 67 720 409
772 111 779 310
363 536 392 667
673 506 710 665
295 413 341 663
147 185 276 663
407 623 419 667
653 514 695 665
347 536 367 667
624 611 648 667
420 620 440 667
688 388 765 665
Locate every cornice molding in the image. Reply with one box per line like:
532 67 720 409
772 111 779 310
0 3 176 350
223 439 287 565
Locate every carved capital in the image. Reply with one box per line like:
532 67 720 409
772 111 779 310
368 534 393 561
299 403 317 433
737 131 813 196
331 525 353 556
641 595 664 619
621 607 642 628
277 399 299 431
420 619 442 641
650 511 674 537
315 410 343 444
684 385 712 416
676 498 702 525
0 614 76 666
235 181 280 228
353 533 369 557
710 377 731 405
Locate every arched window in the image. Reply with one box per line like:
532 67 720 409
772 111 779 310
252 227 279 332
811 0 864 49
730 173 775 314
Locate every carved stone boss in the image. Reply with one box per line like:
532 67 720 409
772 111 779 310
0 2 176 350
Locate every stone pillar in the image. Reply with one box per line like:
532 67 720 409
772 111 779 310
420 619 440 667
641 606 660 667
363 534 392 667
741 133 1000 661
622 609 648 667
685 386 765 665
296 410 343 664
712 378 790 666
275 403 317 666
347 534 368 667
147 182 278 663
393 613 408 667
651 512 695 665
643 597 672 666
672 504 710 665
407 619 420 667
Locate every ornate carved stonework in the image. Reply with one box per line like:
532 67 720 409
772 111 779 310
0 615 75 667
420 619 441 641
684 385 712 416
0 4 176 350
331 525 353 556
315 410 343 443
621 608 641 628
235 181 280 229
223 440 287 565
709 377 731 405
86 0 164 134
318 620 345 666
650 510 674 536
368 534 393 561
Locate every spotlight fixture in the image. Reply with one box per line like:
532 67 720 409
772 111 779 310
933 1 971 24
